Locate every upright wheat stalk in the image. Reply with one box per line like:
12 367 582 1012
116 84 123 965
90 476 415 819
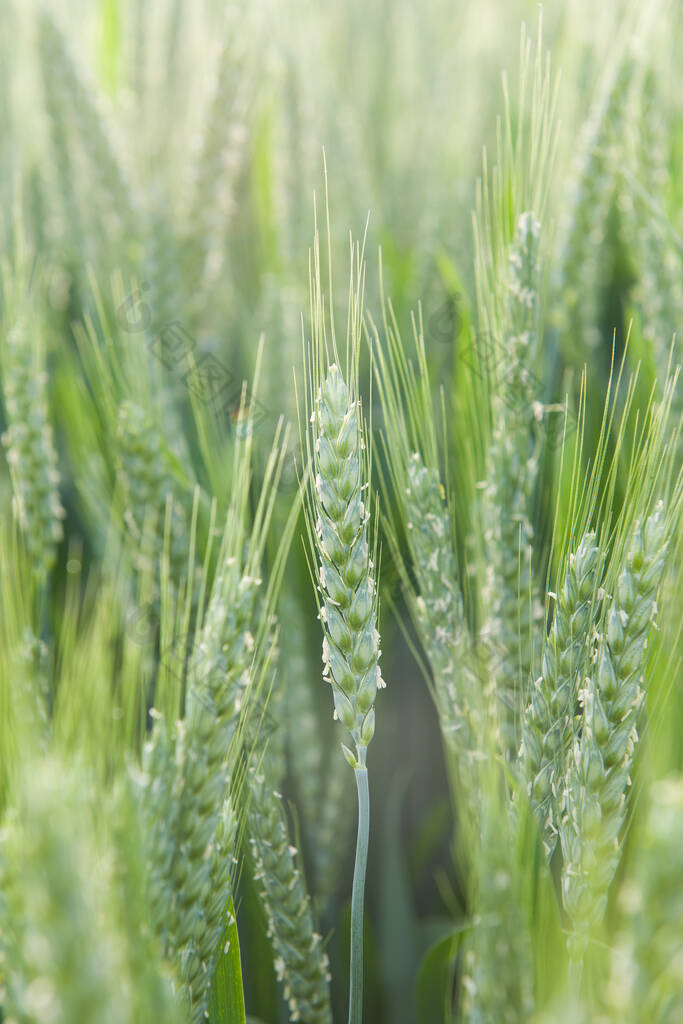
310 359 383 1024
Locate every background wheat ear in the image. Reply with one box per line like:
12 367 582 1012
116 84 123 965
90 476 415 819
0 756 182 1024
369 302 480 821
244 632 333 1024
0 255 65 588
560 500 677 976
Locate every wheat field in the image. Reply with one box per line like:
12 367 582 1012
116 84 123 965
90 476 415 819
0 2 681 1022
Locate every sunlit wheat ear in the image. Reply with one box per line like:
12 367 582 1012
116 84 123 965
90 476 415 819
136 390 296 1022
520 531 602 858
0 314 65 583
560 505 671 973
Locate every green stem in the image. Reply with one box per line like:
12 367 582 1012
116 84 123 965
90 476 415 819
348 764 369 1024
568 954 584 996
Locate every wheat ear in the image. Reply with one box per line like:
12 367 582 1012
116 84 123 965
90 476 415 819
483 212 544 756
139 567 258 1022
304 228 384 1022
1 314 64 583
520 532 602 857
560 506 670 974
403 452 479 801
0 760 180 1024
37 10 136 245
246 659 333 1024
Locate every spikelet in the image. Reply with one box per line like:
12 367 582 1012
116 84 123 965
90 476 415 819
560 507 670 966
1 315 64 582
520 532 602 857
312 363 383 765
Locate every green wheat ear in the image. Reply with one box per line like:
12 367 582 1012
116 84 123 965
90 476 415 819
313 361 384 764
610 776 683 1021
520 531 602 858
311 358 380 1024
483 211 545 758
0 312 65 583
561 505 672 974
0 758 181 1024
303 209 383 1024
246 641 333 1024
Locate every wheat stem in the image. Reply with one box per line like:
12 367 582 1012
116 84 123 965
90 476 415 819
349 764 369 1024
